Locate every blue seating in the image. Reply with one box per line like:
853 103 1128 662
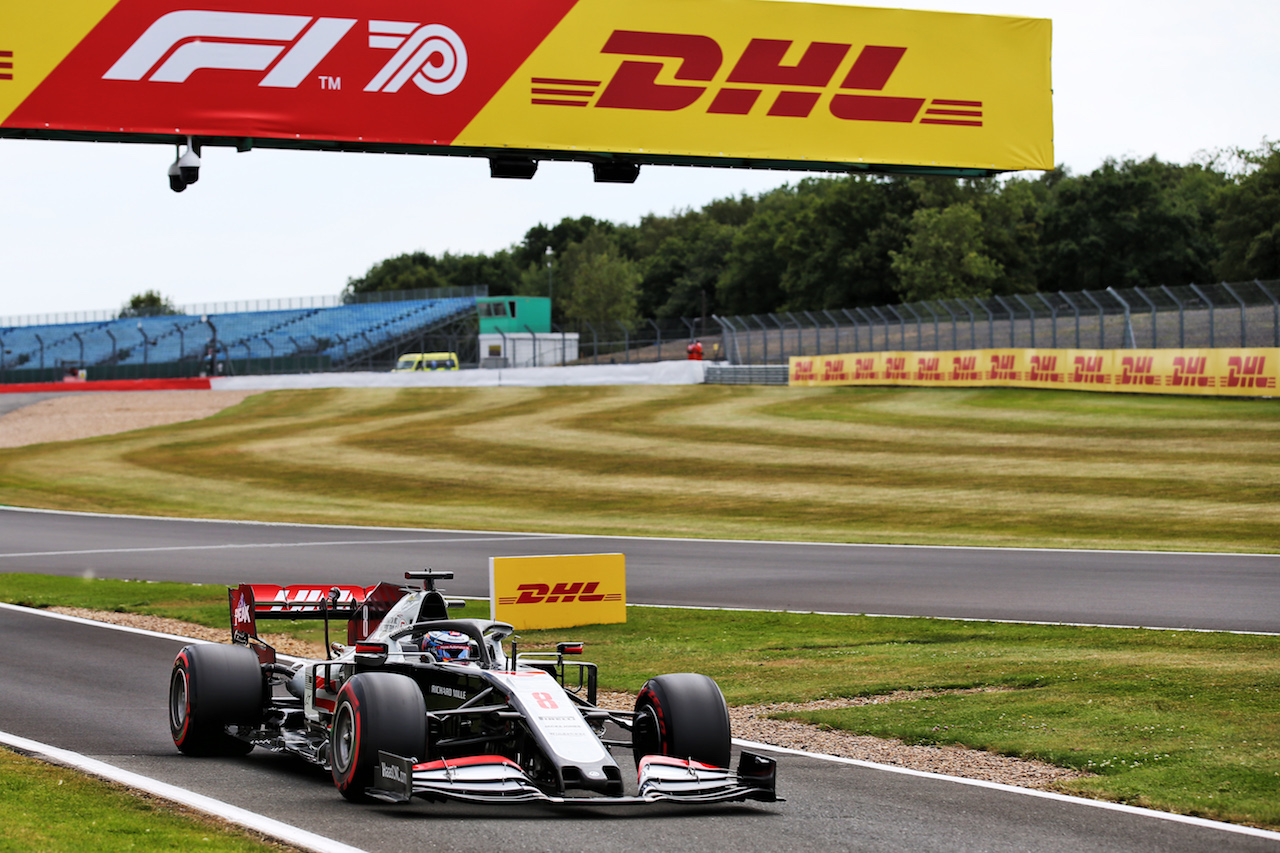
2 297 477 372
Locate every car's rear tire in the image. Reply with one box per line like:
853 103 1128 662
330 673 427 802
170 643 263 756
632 672 732 769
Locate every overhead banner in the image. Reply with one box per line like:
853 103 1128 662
1 0 1052 174
789 349 1280 397
490 553 626 630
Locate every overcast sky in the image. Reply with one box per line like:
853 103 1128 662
1 0 1276 321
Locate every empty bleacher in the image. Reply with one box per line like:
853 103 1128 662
0 294 478 380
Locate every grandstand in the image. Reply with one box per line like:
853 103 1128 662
0 292 480 382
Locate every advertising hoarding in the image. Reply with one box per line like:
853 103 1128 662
1 0 1052 176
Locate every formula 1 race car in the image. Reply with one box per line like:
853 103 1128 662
168 571 778 806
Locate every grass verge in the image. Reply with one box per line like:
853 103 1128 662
0 747 289 853
1 385 1277 551
5 573 1278 830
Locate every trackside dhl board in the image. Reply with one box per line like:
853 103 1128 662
0 0 1052 174
789 349 1280 397
490 553 626 630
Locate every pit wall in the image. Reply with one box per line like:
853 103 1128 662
788 348 1279 397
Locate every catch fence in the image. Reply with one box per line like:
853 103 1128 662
713 280 1280 365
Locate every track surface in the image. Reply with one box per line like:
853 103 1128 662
2 508 1278 632
3 606 1275 853
2 508 1279 851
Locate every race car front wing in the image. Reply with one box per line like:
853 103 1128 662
368 751 780 806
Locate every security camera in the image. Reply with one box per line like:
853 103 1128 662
177 144 200 185
168 158 187 193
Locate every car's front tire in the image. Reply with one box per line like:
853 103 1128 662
330 672 428 802
632 672 732 768
169 643 263 756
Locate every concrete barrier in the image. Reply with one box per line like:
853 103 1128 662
210 360 708 391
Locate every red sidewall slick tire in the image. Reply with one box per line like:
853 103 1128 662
170 643 263 756
632 672 732 769
330 673 427 802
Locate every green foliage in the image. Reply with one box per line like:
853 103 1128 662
1037 156 1226 291
118 290 178 318
1213 140 1280 280
557 228 641 329
633 205 746 318
344 249 520 297
337 141 1272 316
890 203 1003 301
513 215 616 270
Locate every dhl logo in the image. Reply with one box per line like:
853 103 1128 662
950 355 980 381
821 357 849 382
1118 355 1160 386
1071 355 1110 385
792 358 817 381
0 50 11 82
1225 355 1276 389
913 356 943 381
533 31 981 125
498 582 622 606
884 356 909 380
987 353 1020 381
853 356 879 379
1169 356 1214 387
1027 354 1063 383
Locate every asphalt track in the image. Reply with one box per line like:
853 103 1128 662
2 507 1278 632
3 606 1277 853
2 507 1280 851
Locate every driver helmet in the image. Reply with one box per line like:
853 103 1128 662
421 630 476 662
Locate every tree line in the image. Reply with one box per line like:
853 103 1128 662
343 141 1279 330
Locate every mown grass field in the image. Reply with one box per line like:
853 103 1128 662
4 573 1279 830
1 385 1277 551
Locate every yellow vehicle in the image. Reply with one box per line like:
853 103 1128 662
392 352 459 372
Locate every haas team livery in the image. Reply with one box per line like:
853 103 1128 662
171 571 780 806
1 0 1052 176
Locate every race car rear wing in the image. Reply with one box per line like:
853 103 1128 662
229 582 409 662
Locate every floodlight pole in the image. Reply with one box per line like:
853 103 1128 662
202 315 218 375
137 321 149 367
545 246 554 309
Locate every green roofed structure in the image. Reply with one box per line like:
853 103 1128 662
476 297 551 335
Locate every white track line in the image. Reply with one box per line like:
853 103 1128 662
0 730 368 853
734 739 1280 843
0 536 583 559
4 505 1277 558
3 603 1278 842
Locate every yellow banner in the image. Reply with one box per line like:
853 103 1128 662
0 0 119 121
460 0 1053 172
790 349 1280 397
489 553 626 630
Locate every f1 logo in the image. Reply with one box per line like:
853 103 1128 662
103 10 467 95
103 11 356 87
